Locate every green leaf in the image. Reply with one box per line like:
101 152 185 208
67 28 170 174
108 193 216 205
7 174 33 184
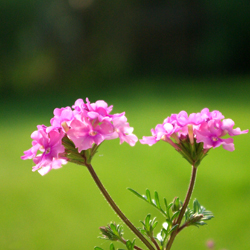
94 247 104 250
99 223 123 241
152 219 158 230
193 199 200 213
171 211 180 221
161 227 168 235
140 214 158 238
126 239 135 250
154 191 161 208
164 198 168 211
145 214 150 224
139 228 147 235
110 223 116 231
128 188 168 218
169 224 179 234
140 220 146 228
146 189 152 203
183 199 214 229
110 243 115 250
127 188 145 201
167 202 173 211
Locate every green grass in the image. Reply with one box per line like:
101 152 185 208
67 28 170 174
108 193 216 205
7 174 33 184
1 76 250 250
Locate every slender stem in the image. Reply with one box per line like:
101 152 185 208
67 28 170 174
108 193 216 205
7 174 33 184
134 245 144 250
176 222 189 234
165 165 197 250
150 237 161 250
86 163 155 250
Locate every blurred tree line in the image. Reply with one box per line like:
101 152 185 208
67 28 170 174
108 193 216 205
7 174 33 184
0 0 250 92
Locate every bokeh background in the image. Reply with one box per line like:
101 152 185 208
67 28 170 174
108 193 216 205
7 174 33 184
1 1 250 249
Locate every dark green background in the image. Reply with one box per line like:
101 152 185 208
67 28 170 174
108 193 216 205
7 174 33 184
1 1 250 250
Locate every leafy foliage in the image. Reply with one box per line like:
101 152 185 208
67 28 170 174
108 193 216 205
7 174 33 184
155 222 179 248
139 214 158 238
125 240 136 250
99 223 124 242
96 191 214 250
184 199 214 227
95 223 135 250
128 189 184 248
94 240 135 250
127 188 173 219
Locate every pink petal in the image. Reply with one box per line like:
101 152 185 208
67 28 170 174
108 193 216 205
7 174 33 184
140 136 157 146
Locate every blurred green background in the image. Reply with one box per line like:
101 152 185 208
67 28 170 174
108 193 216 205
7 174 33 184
1 1 250 250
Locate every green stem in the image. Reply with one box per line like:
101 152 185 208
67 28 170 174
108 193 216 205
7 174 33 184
165 165 197 250
86 163 155 250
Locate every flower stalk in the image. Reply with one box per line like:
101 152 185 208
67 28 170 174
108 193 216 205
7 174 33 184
165 165 197 250
86 163 155 250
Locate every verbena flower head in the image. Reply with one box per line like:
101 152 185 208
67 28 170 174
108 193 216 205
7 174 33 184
21 98 138 175
140 108 248 167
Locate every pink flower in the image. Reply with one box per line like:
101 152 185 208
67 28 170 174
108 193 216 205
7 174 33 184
140 134 157 146
221 119 248 136
85 98 114 122
21 126 66 175
72 98 88 114
67 116 114 152
36 158 67 176
140 123 178 145
22 97 138 174
111 116 138 146
175 111 189 127
189 108 224 125
195 120 235 151
141 108 248 152
49 107 74 132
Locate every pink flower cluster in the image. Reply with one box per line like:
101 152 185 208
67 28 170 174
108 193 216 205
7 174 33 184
140 108 248 151
21 98 138 175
